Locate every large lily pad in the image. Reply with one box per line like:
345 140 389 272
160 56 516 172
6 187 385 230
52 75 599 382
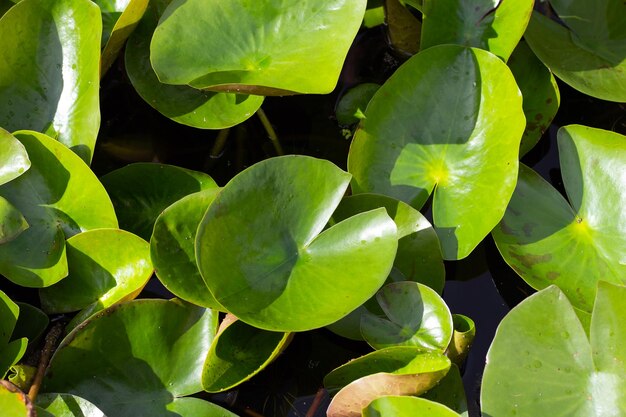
101 163 217 240
492 125 626 312
420 0 534 61
0 290 27 378
151 189 222 310
0 380 35 417
150 0 367 95
363 396 462 417
0 0 102 163
348 45 524 260
196 156 398 332
481 283 626 417
0 131 118 287
36 393 106 417
125 0 263 129
43 299 219 417
524 11 626 102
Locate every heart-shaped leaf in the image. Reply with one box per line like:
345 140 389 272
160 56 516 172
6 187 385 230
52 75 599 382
36 393 106 417
150 0 367 95
0 128 30 186
492 125 626 312
101 163 217 240
196 156 398 332
0 131 118 287
363 396 462 417
481 283 626 417
348 45 524 260
524 11 626 102
125 0 263 129
151 189 222 310
0 0 102 163
420 0 534 61
0 380 35 417
43 299 219 417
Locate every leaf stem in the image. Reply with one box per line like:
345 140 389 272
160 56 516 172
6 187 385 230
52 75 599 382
210 128 231 159
28 322 63 402
256 108 285 156
305 388 326 417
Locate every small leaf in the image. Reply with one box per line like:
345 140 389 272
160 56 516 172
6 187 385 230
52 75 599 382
444 314 475 366
363 396 462 417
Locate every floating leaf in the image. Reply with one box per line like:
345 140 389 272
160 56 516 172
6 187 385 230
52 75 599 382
363 396 462 417
493 125 626 312
13 302 49 343
384 0 421 56
0 128 30 186
150 0 367 95
420 0 534 61
101 163 217 240
335 83 380 126
0 0 102 163
125 0 263 129
0 290 27 378
422 364 468 415
0 196 28 244
348 45 524 260
0 380 35 417
44 299 219 417
36 393 106 417
0 131 118 287
481 283 626 417
196 156 398 332
151 189 222 310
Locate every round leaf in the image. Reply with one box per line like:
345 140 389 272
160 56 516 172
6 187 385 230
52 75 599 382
101 163 217 240
492 125 626 312
0 0 102 163
150 0 367 95
0 128 30 186
0 380 35 417
43 299 219 417
360 282 453 350
0 196 28 244
0 131 118 287
151 189 222 309
36 393 106 417
363 396 462 417
196 156 398 332
125 0 263 129
348 45 524 260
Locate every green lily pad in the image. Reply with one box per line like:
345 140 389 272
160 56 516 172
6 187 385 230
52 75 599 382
0 128 30 186
202 318 291 392
151 189 222 310
125 0 263 129
13 302 49 343
360 282 453 350
0 196 28 244
422 364 468 415
363 396 462 417
481 283 626 417
385 0 421 56
36 393 106 417
150 0 367 95
336 83 380 126
420 0 534 61
0 0 102 163
524 11 626 102
39 229 152 323
101 163 217 241
492 125 626 312
348 45 524 260
164 397 239 417
0 290 27 379
0 380 35 417
508 41 560 156
445 314 475 366
96 0 149 76
196 156 398 332
43 299 219 417
0 131 118 287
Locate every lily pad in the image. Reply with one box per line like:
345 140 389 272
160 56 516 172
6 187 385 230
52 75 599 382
481 283 626 417
336 83 380 126
39 229 152 325
524 11 626 102
0 0 102 163
348 45 524 260
0 131 118 287
422 364 468 415
0 196 28 244
360 282 453 350
0 128 30 186
125 0 263 129
202 318 291 392
151 189 222 310
36 393 106 417
384 0 421 56
101 163 217 240
492 125 626 312
196 156 398 332
508 41 560 156
43 299 219 417
363 396 462 417
0 290 27 378
0 380 35 417
420 0 534 61
150 0 367 95
445 314 475 366
13 302 49 343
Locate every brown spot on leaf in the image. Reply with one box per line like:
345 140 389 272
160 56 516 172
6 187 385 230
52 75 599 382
546 98 553 104
547 271 560 280
522 223 536 237
534 113 544 121
508 251 552 269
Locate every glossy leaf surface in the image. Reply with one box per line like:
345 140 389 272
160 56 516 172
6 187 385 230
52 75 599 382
125 0 263 128
363 396 461 417
0 196 28 244
0 0 101 163
44 299 219 417
101 163 217 240
493 125 626 312
36 393 106 417
0 380 34 417
420 0 533 61
150 0 367 95
151 189 222 309
0 290 26 378
0 131 118 287
0 128 30 186
12 302 49 343
348 45 524 260
481 284 626 417
422 364 468 415
197 156 398 331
